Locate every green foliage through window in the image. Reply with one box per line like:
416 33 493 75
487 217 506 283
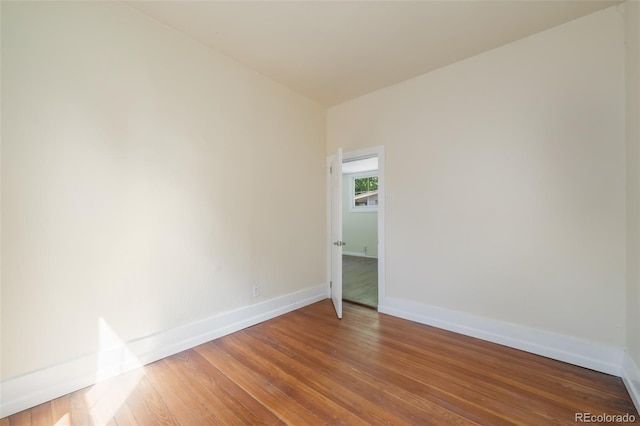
353 176 378 207
354 177 378 194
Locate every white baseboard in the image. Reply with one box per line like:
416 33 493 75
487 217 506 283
378 297 623 376
622 352 640 413
342 251 378 259
0 284 328 419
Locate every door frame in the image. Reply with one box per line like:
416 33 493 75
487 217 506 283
327 145 386 310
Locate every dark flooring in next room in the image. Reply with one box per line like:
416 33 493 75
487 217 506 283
342 255 378 308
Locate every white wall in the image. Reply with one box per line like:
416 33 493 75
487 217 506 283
1 1 326 382
625 0 640 408
328 7 626 348
342 173 378 257
0 0 3 393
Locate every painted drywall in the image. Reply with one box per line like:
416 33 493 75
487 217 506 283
0 0 3 391
342 173 378 257
1 1 326 381
626 0 640 378
328 7 626 347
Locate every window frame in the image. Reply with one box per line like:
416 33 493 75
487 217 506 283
349 171 379 213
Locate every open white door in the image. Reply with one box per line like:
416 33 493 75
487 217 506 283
330 148 343 318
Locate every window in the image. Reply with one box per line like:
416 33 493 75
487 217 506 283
350 172 378 211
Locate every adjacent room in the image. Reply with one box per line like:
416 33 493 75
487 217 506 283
1 0 639 424
342 156 379 308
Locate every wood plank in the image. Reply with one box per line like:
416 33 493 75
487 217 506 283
74 369 143 425
284 310 599 417
238 327 447 425
50 396 71 426
68 388 95 426
63 370 141 425
368 307 625 396
143 360 207 425
184 349 284 425
346 305 635 410
112 401 139 426
124 375 179 425
306 325 565 422
1 300 637 425
98 369 142 426
250 329 453 424
197 341 329 425
7 408 31 426
162 352 247 425
217 335 368 425
253 315 506 424
280 301 639 424
29 402 51 426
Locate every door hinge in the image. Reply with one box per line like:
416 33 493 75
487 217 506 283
330 281 333 288
330 165 333 174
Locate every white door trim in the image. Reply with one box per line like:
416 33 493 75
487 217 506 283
326 156 333 300
330 148 343 318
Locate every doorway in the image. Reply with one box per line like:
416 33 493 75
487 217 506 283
341 156 379 308
327 146 385 317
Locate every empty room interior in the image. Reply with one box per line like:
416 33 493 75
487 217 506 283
1 0 640 424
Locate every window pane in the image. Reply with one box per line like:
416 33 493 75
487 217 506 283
369 177 378 191
352 175 378 209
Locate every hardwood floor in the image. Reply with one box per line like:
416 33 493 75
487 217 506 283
342 255 378 308
3 300 638 425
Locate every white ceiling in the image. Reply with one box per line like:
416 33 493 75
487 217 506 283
127 0 620 107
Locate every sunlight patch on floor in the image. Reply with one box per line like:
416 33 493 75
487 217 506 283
54 413 71 425
82 318 144 423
